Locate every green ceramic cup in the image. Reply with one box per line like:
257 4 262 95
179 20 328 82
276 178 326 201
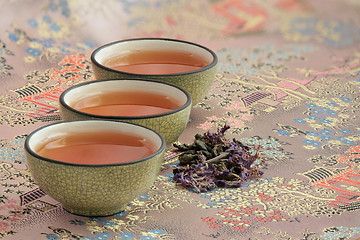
59 79 191 146
90 38 218 105
24 120 166 217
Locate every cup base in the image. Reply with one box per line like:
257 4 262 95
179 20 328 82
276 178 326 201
62 204 127 217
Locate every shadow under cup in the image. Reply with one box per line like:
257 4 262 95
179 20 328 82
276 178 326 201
59 79 192 146
91 38 218 105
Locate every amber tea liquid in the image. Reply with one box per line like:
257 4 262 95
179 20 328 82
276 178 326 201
103 49 209 74
36 131 156 165
72 90 182 116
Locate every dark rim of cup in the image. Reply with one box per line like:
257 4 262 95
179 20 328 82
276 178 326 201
90 37 218 76
24 120 166 167
59 78 192 120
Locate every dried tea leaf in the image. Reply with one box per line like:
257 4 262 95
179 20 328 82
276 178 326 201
172 124 264 193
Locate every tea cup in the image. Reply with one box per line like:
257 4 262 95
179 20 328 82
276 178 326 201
90 38 218 105
59 78 191 146
24 120 166 216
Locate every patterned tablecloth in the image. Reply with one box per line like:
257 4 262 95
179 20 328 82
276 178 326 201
1 0 360 239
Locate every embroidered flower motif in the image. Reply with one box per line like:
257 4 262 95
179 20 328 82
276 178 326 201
118 233 134 239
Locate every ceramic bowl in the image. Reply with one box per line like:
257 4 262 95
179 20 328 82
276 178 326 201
59 79 191 146
90 38 217 105
24 120 166 216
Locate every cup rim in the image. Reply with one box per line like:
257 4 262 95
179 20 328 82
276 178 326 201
90 37 218 76
24 120 166 167
59 78 192 120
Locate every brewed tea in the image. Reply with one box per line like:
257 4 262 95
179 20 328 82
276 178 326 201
103 49 209 74
36 131 156 165
72 90 182 116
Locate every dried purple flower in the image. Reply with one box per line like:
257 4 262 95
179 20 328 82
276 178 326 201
172 125 264 193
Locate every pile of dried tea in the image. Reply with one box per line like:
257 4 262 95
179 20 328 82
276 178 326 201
172 125 264 192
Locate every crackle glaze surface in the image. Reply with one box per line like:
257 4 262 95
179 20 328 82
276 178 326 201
25 150 164 216
59 102 191 146
92 62 217 105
